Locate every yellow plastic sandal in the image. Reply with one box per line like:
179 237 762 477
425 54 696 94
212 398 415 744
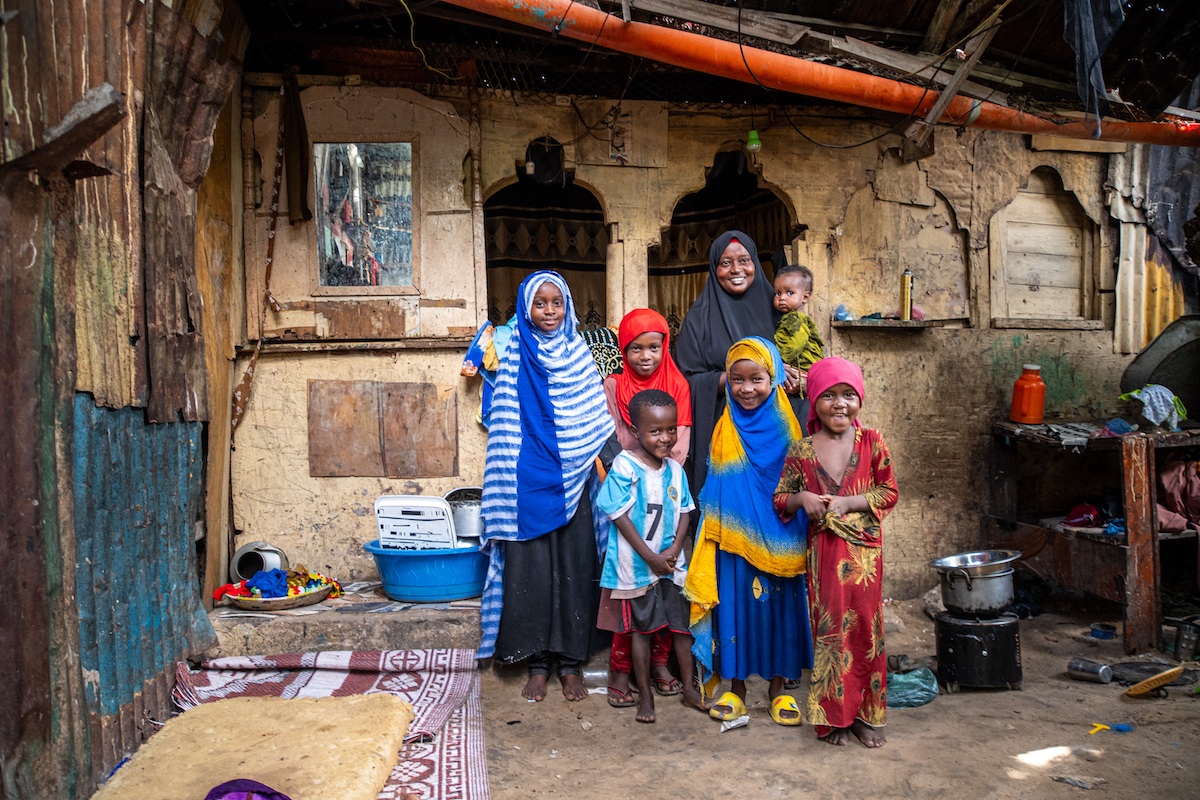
1125 665 1184 697
709 691 747 721
770 694 803 726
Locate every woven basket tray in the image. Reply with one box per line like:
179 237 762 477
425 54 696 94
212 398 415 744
227 584 332 611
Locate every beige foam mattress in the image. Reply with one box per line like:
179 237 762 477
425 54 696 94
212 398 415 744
93 694 414 800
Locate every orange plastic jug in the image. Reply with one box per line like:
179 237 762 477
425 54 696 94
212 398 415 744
1010 364 1046 424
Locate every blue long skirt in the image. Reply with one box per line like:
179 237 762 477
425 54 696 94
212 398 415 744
711 549 813 681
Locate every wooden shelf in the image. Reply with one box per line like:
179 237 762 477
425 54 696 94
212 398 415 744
993 419 1200 451
832 317 967 329
236 337 473 355
1037 515 1197 544
991 318 1105 330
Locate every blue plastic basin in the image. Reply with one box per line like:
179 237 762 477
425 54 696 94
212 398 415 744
364 539 487 602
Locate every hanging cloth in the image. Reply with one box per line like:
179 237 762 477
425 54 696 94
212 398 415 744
1062 0 1124 139
282 68 313 223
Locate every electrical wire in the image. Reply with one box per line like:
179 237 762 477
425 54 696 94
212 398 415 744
943 0 1052 125
732 0 1038 148
395 0 460 80
735 2 934 149
546 4 612 95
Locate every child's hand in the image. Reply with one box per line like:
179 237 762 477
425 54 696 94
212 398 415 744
822 495 858 517
646 552 675 576
798 491 828 519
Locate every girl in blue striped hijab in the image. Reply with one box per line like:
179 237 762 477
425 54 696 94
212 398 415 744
479 271 615 702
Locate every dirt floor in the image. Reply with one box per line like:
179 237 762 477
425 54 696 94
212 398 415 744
480 597 1200 799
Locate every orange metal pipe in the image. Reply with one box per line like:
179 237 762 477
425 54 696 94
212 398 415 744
441 0 1200 147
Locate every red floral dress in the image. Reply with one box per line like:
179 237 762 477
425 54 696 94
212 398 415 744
773 427 898 737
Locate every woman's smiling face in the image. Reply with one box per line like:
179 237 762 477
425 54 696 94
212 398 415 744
530 282 565 332
625 332 665 378
716 240 755 296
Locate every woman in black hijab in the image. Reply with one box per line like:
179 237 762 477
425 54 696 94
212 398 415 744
676 230 803 495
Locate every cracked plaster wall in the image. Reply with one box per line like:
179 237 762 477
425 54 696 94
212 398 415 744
234 90 1137 597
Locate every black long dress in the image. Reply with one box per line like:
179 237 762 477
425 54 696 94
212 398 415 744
675 230 784 497
492 462 615 668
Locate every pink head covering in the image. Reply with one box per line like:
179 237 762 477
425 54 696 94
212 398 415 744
806 357 866 434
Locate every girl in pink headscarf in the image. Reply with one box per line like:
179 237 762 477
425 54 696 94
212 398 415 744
772 357 898 748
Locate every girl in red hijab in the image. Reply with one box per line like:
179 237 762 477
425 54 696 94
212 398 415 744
604 308 692 462
599 308 692 707
772 357 899 748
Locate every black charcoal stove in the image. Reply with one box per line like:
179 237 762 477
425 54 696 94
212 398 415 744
935 611 1023 692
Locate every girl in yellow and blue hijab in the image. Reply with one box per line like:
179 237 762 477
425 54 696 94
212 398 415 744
684 336 813 726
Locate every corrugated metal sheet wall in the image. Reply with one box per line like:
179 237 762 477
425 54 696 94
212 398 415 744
72 0 151 411
1109 145 1200 353
72 394 216 778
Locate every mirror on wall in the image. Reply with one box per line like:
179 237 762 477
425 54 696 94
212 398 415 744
314 142 414 288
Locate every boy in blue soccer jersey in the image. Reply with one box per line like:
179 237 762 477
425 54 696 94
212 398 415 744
596 389 710 723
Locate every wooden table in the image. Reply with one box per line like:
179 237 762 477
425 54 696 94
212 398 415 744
987 420 1200 653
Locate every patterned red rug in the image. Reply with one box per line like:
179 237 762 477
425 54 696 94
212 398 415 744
174 649 489 800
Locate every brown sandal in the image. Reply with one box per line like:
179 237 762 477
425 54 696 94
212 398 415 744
607 686 638 708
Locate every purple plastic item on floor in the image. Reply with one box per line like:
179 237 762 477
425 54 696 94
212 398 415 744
204 780 293 800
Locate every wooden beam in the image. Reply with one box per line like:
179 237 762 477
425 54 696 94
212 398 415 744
627 0 808 45
1164 105 1200 122
990 317 1106 329
905 25 997 145
1121 435 1161 654
760 10 922 43
0 84 125 176
921 0 965 54
1029 135 1128 154
821 34 1008 106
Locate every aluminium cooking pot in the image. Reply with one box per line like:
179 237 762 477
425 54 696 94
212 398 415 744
444 487 483 541
937 567 1014 618
928 549 1021 577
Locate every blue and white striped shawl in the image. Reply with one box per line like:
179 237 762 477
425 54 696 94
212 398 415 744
477 271 614 658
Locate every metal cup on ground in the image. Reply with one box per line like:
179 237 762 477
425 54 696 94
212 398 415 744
1174 621 1200 662
580 666 609 689
1067 657 1112 683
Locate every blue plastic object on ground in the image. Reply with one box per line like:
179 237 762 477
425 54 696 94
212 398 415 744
365 539 487 601
886 667 939 708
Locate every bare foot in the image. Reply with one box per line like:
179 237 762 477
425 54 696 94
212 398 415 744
561 672 588 701
850 719 885 747
635 692 656 723
522 673 548 701
821 727 852 746
681 684 712 712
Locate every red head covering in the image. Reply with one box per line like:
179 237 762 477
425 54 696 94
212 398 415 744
613 309 692 427
805 357 865 434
